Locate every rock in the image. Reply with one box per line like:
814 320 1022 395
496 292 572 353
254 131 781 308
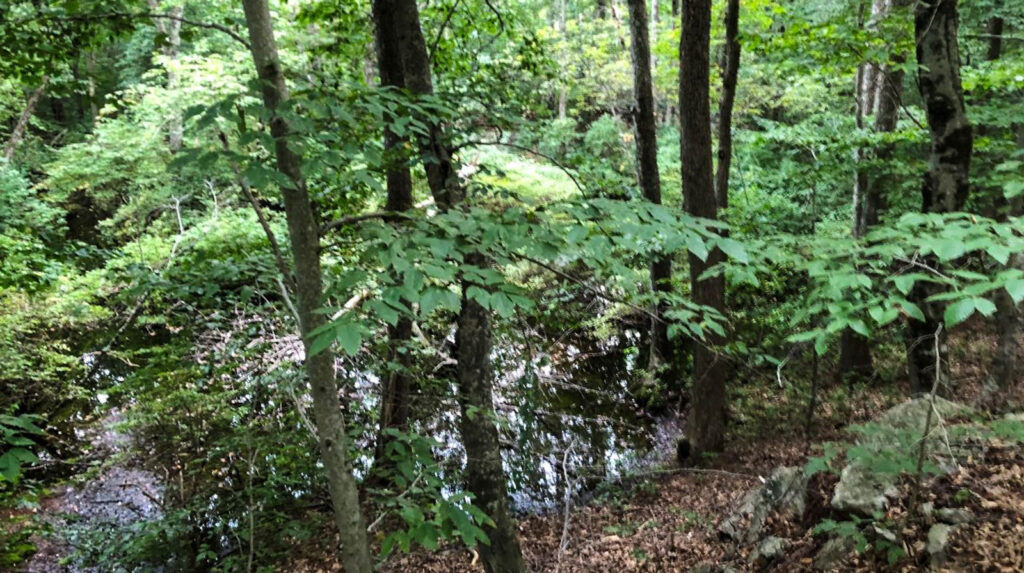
877 397 971 430
689 562 739 573
832 461 899 515
935 507 974 524
872 525 896 543
832 398 975 515
718 466 808 543
927 523 954 569
920 501 935 517
750 536 787 563
813 536 854 570
1003 412 1024 422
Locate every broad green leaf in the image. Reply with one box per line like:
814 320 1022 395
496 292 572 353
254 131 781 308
944 298 975 327
1007 279 1024 304
972 297 997 317
337 327 362 356
308 330 334 357
716 238 749 263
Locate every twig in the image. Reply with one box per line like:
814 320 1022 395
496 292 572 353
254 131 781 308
460 139 585 194
220 131 295 293
428 0 462 63
908 323 943 522
556 440 577 572
367 472 423 533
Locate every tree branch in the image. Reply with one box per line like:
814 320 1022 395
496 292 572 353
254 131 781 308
319 210 413 234
26 12 251 49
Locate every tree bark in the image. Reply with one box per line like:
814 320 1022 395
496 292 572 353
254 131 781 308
839 0 905 381
906 0 972 395
628 0 675 387
370 0 416 475
987 13 1021 394
239 2 373 570
385 2 526 570
3 77 49 161
986 9 1003 62
681 0 728 455
714 0 740 210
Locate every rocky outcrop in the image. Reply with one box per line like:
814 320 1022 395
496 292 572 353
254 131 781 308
718 466 807 544
831 398 974 515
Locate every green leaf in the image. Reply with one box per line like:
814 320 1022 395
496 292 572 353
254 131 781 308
933 239 965 261
716 238 749 263
466 286 490 309
901 301 925 322
489 291 515 319
849 319 870 337
972 297 997 317
337 327 362 356
893 275 916 295
1006 279 1024 304
687 234 708 262
943 298 975 327
308 331 334 357
987 244 1011 265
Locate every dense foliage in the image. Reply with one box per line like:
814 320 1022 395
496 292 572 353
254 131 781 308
1 0 1021 570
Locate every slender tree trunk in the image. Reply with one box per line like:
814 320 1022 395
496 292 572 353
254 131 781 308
840 0 903 381
651 0 659 70
714 0 740 210
240 2 373 570
906 0 972 395
628 0 675 386
371 0 416 475
681 0 728 455
148 2 184 152
986 5 1003 62
3 76 48 161
988 10 1021 394
387 2 526 570
557 0 568 119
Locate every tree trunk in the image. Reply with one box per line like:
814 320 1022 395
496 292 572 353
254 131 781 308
681 0 727 455
456 258 527 573
239 2 373 570
386 2 526 570
371 0 416 475
557 0 568 119
839 0 904 382
148 2 184 152
988 16 1021 394
651 0 659 69
986 9 1003 62
906 0 972 395
628 0 675 386
3 77 49 161
714 0 740 210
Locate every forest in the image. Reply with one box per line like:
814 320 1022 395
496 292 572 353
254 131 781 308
0 0 1022 570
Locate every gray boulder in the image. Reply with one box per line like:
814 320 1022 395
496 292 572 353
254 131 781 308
718 466 808 543
832 398 975 515
935 507 974 525
927 523 955 569
750 536 787 564
813 536 854 570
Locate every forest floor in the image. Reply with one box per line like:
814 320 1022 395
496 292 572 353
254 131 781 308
286 318 1024 572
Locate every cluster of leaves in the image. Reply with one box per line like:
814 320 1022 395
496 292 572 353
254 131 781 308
374 430 492 557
